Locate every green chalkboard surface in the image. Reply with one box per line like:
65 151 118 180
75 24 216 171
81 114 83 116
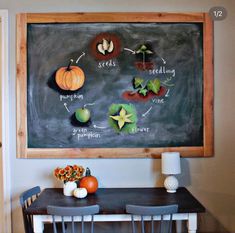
27 22 203 148
16 13 214 158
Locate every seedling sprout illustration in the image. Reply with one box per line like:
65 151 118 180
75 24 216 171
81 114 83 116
136 44 153 70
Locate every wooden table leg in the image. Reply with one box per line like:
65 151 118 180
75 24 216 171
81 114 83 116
33 215 44 233
187 213 197 233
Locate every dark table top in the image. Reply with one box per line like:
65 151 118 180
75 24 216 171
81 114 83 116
26 187 205 215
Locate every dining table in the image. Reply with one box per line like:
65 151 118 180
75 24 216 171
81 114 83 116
25 187 205 233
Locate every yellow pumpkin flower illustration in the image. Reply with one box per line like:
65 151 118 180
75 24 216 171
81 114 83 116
110 107 133 130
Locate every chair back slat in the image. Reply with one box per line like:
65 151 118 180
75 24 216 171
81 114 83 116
126 204 178 233
126 204 178 215
91 215 94 233
81 215 85 233
47 205 100 233
141 215 145 233
71 216 75 233
131 215 136 233
19 186 41 233
159 214 163 233
52 215 57 233
62 216 66 233
168 214 173 233
151 215 154 233
47 205 99 216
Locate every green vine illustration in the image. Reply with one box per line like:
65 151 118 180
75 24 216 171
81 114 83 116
131 77 161 96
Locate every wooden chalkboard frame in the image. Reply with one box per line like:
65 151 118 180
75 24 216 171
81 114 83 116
16 12 214 158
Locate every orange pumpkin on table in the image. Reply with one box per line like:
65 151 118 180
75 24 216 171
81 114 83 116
80 168 98 194
55 59 85 91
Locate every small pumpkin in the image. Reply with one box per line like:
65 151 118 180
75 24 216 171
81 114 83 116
73 188 88 199
55 59 85 91
79 168 98 194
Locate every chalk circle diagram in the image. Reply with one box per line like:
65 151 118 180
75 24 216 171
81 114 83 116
90 33 121 60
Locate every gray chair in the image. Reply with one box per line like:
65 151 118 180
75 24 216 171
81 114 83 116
126 204 178 233
20 186 41 233
47 205 100 233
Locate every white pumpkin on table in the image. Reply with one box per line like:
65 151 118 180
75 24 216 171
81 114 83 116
73 188 88 199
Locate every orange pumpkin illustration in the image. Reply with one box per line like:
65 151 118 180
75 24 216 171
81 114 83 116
55 59 85 91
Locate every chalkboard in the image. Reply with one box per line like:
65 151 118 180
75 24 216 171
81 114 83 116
16 13 214 158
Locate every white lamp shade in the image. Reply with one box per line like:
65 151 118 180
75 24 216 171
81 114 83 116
161 152 181 175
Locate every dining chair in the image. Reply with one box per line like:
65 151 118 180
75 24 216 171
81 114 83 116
47 204 100 233
19 186 41 233
126 204 178 233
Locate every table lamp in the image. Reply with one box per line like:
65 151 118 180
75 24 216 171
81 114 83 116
161 152 181 193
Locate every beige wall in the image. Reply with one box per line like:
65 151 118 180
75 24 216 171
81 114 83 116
0 0 234 232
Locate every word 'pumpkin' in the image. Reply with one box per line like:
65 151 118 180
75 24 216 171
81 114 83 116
55 59 85 91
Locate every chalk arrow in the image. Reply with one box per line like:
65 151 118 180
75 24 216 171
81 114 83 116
165 89 170 97
124 48 136 54
64 103 70 112
93 125 107 129
155 52 167 64
76 52 86 63
142 106 152 117
161 57 167 64
84 102 95 108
